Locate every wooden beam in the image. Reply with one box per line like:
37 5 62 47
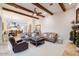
32 3 53 15
59 3 66 12
6 3 45 18
3 7 39 19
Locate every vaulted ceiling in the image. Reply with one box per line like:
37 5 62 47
2 3 77 19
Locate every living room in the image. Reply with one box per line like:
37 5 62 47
0 3 79 56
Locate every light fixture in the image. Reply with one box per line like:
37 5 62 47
69 3 72 5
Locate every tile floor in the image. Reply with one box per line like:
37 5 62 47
0 41 67 56
0 34 70 56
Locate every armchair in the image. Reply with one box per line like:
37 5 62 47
9 36 28 53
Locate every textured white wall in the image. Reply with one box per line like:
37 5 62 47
40 8 76 41
2 10 33 33
0 4 2 43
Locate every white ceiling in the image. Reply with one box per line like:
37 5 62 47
16 3 77 15
2 3 40 18
64 3 77 10
16 3 48 16
40 3 63 14
3 3 77 19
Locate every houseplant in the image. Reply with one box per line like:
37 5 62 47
75 34 79 47
75 35 79 52
75 32 79 47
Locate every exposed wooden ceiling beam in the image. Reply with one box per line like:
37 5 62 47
59 3 66 12
3 7 39 19
32 3 53 15
6 3 45 18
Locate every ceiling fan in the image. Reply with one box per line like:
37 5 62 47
32 8 42 16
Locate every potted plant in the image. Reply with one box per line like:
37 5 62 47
75 30 79 47
76 36 79 47
75 36 79 51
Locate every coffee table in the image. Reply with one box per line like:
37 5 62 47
30 37 45 46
